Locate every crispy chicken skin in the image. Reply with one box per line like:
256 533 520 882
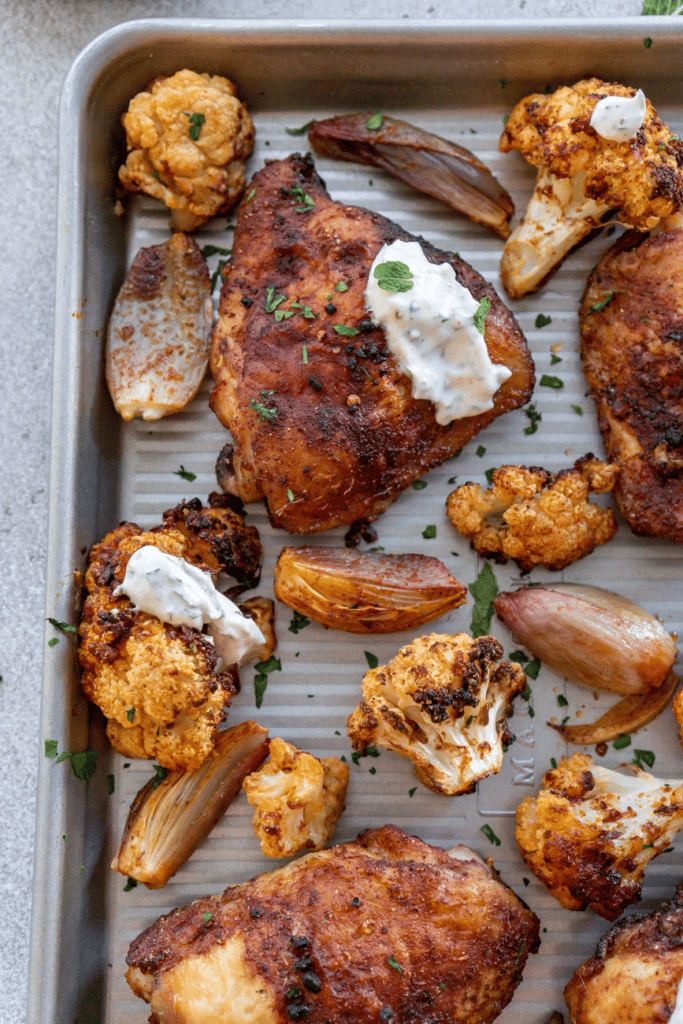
580 229 683 542
126 824 540 1024
210 153 534 534
564 883 683 1024
78 494 262 771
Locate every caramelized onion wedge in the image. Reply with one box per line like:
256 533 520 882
551 671 679 745
308 114 514 238
494 584 677 696
112 721 269 888
274 547 467 634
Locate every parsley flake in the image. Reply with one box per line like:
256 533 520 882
613 734 631 750
127 707 136 722
386 956 403 974
351 751 362 766
412 479 427 490
473 296 491 335
302 344 308 364
408 787 417 797
174 465 197 482
47 618 77 634
335 281 349 292
203 912 213 924
364 651 379 669
123 877 137 892
540 374 563 389
254 655 282 708
183 111 206 141
287 186 315 213
485 467 496 484
151 764 168 788
275 309 295 322
481 824 501 846
201 244 231 259
557 694 569 707
643 36 653 47
286 119 315 135
476 445 486 457
469 563 498 637
289 610 310 634
589 290 616 313
249 391 278 422
508 650 529 664
373 260 413 293
335 323 360 336
245 188 255 202
535 314 552 328
422 524 436 539
523 403 541 435
55 749 99 782
571 403 584 415
44 739 58 758
550 757 558 769
550 353 562 365
633 748 655 769
265 287 286 313
287 488 295 503
366 111 384 130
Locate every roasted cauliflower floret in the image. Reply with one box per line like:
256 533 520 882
242 738 349 857
516 753 683 921
119 69 255 232
499 77 683 297
78 495 263 772
446 456 618 573
346 633 526 796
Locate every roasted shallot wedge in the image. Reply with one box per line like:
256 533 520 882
106 233 212 421
308 113 514 238
552 671 679 745
494 584 677 696
111 721 269 889
274 547 467 634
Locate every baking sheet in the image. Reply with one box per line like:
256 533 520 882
33 19 683 1024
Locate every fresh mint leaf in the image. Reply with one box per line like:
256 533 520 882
557 694 569 707
473 296 491 335
508 650 529 664
69 750 99 782
123 877 137 892
210 258 227 291
485 468 495 484
476 445 486 457
633 748 655 768
373 260 413 293
254 673 268 708
127 707 135 723
469 563 498 637
47 637 60 648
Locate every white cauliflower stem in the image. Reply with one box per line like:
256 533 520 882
242 738 348 858
346 633 526 796
516 753 683 920
499 78 683 297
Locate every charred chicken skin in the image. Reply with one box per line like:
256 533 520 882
126 824 540 1024
580 229 683 542
210 153 534 534
564 883 683 1024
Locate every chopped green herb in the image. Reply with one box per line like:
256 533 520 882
386 956 403 974
562 715 570 725
514 942 527 965
210 258 227 292
481 824 501 846
540 374 563 389
523 403 541 435
520 683 532 702
335 730 341 736
254 655 282 709
335 281 349 292
351 751 362 766
55 749 99 782
408 787 417 797
286 986 301 1000
589 290 616 313
123 763 130 769
183 111 206 141
201 244 232 259
289 610 310 634
571 403 584 415
473 296 491 335
412 479 427 490
524 658 541 680
174 465 196 482
485 467 495 484
550 757 558 769
335 323 360 336
203 912 213 924
528 706 535 718
249 391 278 422
287 488 295 503
285 119 315 135
613 734 631 750
246 188 255 202
522 877 530 886
550 353 562 365
643 36 653 47
47 618 77 634
274 309 295 322
265 287 286 313
107 774 115 796
421 524 436 540
366 111 384 130
476 445 486 457
44 739 59 758
287 186 315 213
257 655 282 674
127 707 135 722
123 877 137 892
633 748 655 769
373 260 413 293
509 650 529 664
151 764 168 788
302 306 317 319
302 344 308 364
369 545 385 552
364 651 379 669
557 694 569 707
535 314 552 329
499 78 507 88
469 563 498 637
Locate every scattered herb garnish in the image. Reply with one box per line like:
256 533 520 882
286 119 315 135
422 524 437 539
412 479 427 490
47 618 77 634
481 824 501 846
633 748 656 769
523 403 541 435
287 488 295 503
367 111 384 130
514 942 527 965
550 757 558 770
476 445 486 457
509 650 529 664
550 353 562 365
302 344 308 364
123 877 137 892
275 309 295 322
535 314 552 328
151 764 169 788
246 188 256 202
386 956 403 974
613 734 632 750
473 296 491 335
265 287 286 313
557 694 569 707
287 186 315 213
485 467 495 484
183 111 206 141
203 912 213 924
520 683 532 702
254 655 282 709
201 244 232 259
643 36 653 47
54 749 99 782
469 562 498 637
373 260 414 293
210 258 227 291
174 465 197 482
335 323 360 336
364 651 379 669
408 787 417 797
289 610 310 634
589 290 616 313
540 374 564 389
351 751 362 766
127 707 136 722
335 281 349 292
250 390 279 422
524 658 541 680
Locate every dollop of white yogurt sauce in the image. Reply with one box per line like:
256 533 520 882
670 974 683 1024
114 545 265 668
365 239 511 424
590 89 646 142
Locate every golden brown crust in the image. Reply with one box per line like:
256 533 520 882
209 153 534 534
580 229 683 542
127 825 540 1024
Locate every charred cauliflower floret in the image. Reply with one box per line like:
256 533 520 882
516 752 683 921
118 69 255 232
446 456 618 573
79 495 263 772
346 633 526 796
242 738 349 857
499 77 683 297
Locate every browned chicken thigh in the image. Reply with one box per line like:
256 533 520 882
580 229 683 542
126 824 540 1024
210 154 534 534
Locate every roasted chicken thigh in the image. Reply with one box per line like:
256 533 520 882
210 154 534 534
127 824 540 1024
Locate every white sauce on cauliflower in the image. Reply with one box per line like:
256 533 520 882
590 89 646 142
114 545 264 667
364 239 511 424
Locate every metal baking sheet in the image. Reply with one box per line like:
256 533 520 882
32 18 683 1024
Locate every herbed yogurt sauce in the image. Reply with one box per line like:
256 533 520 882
365 239 511 424
590 89 646 142
114 545 264 668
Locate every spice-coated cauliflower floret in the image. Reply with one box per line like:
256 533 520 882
78 496 263 772
446 456 618 573
516 753 683 921
346 633 526 796
499 77 683 297
119 69 255 232
242 738 349 857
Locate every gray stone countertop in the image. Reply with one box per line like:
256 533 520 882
0 1 657 1021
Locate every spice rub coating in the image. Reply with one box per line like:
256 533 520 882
126 824 540 1024
580 228 683 542
210 153 534 534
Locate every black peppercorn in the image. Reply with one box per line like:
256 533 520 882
358 318 374 332
241 296 253 307
249 908 261 919
347 357 357 371
379 1009 394 1021
296 956 313 972
291 935 309 949
325 303 337 314
302 972 322 993
351 897 361 907
308 376 323 392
